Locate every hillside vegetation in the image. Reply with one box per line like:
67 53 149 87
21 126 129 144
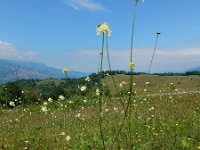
0 74 200 149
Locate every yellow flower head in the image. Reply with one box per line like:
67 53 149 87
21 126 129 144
63 68 69 73
96 22 111 36
128 62 135 69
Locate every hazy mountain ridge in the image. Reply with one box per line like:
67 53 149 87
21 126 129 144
0 59 89 84
187 66 200 72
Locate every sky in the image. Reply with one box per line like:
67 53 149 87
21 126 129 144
0 0 200 73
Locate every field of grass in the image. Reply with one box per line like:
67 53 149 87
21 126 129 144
0 75 200 149
104 74 200 95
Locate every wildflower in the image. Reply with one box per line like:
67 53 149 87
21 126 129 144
66 136 71 142
149 107 154 111
197 146 200 149
15 118 20 122
80 85 87 92
144 89 147 92
133 83 136 86
96 88 100 96
63 68 69 73
68 100 73 104
85 76 91 82
48 98 53 103
60 132 65 136
75 113 81 118
58 95 65 100
119 83 123 88
105 108 109 112
145 82 150 85
128 62 135 69
9 101 15 107
174 89 178 92
41 106 48 112
113 107 118 112
96 22 111 36
43 102 48 105
122 81 127 85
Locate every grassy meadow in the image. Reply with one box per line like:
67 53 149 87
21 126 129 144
0 75 200 150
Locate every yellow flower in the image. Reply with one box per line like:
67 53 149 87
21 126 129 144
128 62 135 69
96 22 111 36
198 146 200 149
63 68 69 73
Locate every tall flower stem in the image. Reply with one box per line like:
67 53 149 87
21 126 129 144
130 1 138 63
128 1 138 147
105 35 125 108
108 1 139 149
148 32 161 74
98 32 106 150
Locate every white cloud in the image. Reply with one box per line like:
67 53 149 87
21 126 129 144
64 0 108 11
62 47 200 72
0 41 37 61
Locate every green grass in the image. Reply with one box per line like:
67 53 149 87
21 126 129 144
0 75 200 149
104 74 200 95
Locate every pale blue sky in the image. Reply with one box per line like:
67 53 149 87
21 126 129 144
0 0 200 72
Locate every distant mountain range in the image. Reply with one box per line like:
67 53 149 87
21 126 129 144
0 59 89 84
187 66 200 72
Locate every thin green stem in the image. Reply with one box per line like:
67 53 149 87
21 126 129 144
148 34 160 74
105 35 125 108
100 33 105 73
128 1 138 147
130 1 138 63
108 2 138 149
108 94 133 150
98 32 106 150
